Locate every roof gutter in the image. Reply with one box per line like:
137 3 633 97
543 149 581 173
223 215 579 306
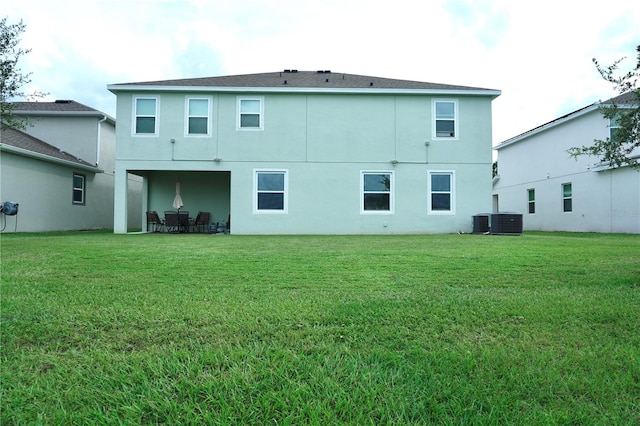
107 84 501 98
0 143 103 173
11 109 116 124
96 114 108 165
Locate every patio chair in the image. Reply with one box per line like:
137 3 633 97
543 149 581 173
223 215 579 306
178 211 190 233
191 211 211 233
146 211 164 232
164 211 181 233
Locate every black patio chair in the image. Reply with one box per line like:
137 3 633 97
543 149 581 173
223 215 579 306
146 211 164 232
191 211 211 233
164 211 181 233
178 211 190 233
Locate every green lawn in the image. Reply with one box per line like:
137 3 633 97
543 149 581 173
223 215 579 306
1 231 639 424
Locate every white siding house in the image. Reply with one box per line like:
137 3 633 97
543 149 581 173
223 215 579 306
108 71 500 234
0 101 142 232
493 92 640 234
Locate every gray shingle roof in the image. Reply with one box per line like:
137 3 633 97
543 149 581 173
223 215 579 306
0 126 98 169
111 70 498 92
11 100 100 113
602 90 639 105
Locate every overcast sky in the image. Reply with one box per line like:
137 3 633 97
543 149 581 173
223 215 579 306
5 0 640 145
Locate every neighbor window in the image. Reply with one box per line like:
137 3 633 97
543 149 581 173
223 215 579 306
562 183 572 212
428 171 455 214
186 97 210 136
238 98 263 130
134 97 158 135
361 172 393 213
609 113 629 143
528 189 535 214
610 115 620 140
433 100 458 139
255 170 287 213
73 173 86 205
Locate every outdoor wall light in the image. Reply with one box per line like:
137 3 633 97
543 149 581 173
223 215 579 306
390 159 399 165
170 138 176 144
214 158 222 163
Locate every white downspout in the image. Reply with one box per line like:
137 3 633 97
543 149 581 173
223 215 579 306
96 114 107 165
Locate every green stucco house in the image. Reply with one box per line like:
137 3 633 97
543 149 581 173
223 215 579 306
108 70 500 234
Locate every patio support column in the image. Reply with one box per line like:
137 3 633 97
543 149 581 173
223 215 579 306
113 166 128 234
141 177 149 232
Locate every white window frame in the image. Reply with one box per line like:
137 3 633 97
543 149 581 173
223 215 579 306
427 171 455 215
184 96 212 137
562 183 572 213
132 96 159 136
237 97 264 131
72 173 86 205
609 115 620 140
528 188 535 214
432 99 458 140
254 169 288 214
360 171 394 215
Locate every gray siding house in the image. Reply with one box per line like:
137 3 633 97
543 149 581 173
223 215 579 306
108 71 500 234
0 101 142 232
493 92 639 234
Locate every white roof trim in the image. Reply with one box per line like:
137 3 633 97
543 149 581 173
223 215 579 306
107 84 501 97
0 144 103 173
12 110 115 123
495 103 600 150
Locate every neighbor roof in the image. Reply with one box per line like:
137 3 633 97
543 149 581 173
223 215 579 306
496 90 639 150
11 100 115 122
108 70 500 96
0 126 100 171
602 90 639 105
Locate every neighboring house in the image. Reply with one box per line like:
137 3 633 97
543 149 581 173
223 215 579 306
108 70 500 234
493 92 640 234
0 101 142 232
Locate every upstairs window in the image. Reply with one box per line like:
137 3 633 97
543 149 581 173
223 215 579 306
609 114 621 141
428 171 455 214
562 183 572 212
73 173 86 205
361 172 393 213
134 97 158 135
186 97 210 136
528 189 535 214
255 170 287 213
433 100 457 139
238 98 263 130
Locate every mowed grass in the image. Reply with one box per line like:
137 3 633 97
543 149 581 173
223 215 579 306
1 231 639 425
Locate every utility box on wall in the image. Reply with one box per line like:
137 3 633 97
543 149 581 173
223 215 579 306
490 213 523 235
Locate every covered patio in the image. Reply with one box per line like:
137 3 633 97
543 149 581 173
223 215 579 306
119 170 231 234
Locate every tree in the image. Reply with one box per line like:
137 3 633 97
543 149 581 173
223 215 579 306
568 45 640 169
1 17 42 130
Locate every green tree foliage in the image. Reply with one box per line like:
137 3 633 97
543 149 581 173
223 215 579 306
568 45 640 169
1 17 40 130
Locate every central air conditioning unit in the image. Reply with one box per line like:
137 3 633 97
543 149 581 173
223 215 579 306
472 214 490 234
490 213 523 235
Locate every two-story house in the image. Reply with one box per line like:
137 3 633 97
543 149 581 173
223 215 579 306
493 92 640 234
108 71 500 234
0 101 142 232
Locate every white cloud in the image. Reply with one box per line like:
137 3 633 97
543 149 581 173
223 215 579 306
5 0 640 145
